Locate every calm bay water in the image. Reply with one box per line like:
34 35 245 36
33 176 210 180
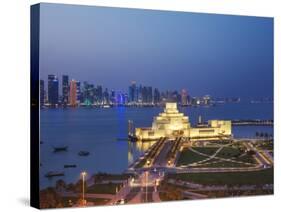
40 103 273 188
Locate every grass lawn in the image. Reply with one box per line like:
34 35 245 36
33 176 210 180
193 147 219 156
177 148 208 166
168 168 273 186
87 183 122 194
197 160 252 168
135 158 147 168
257 140 273 151
216 147 242 159
235 154 256 164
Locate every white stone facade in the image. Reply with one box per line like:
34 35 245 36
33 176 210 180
135 102 232 141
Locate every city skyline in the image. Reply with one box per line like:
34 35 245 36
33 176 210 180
40 73 271 103
39 3 273 99
40 74 247 107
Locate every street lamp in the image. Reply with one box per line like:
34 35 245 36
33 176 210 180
81 171 87 206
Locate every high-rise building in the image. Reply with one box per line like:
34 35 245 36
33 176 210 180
48 74 59 106
187 93 191 105
69 80 77 107
62 75 69 105
153 88 160 104
129 81 137 103
116 92 124 105
138 85 143 103
181 89 188 106
96 85 103 103
81 82 94 106
76 81 81 103
147 86 153 103
110 90 116 104
82 81 93 104
40 80 44 107
103 88 109 104
142 86 148 103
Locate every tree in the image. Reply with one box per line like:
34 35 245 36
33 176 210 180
40 187 63 208
56 179 66 192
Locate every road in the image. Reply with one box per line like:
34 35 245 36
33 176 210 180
59 191 115 199
153 140 172 166
243 142 272 166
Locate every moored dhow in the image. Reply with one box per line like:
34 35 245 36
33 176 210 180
131 102 232 141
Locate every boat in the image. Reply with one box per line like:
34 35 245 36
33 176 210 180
45 171 64 178
53 146 68 153
78 151 90 156
64 164 77 168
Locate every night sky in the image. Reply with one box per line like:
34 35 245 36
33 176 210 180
39 3 273 99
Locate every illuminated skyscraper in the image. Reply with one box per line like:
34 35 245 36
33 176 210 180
69 80 77 107
76 81 81 103
62 75 69 105
181 89 188 106
96 85 103 104
103 88 109 104
48 74 59 106
129 81 137 103
138 85 143 103
142 86 148 103
153 88 160 104
147 86 153 103
110 90 116 104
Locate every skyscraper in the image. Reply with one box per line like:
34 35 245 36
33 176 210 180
62 75 69 105
138 85 143 103
153 88 160 104
40 80 44 107
48 74 59 106
69 80 77 107
142 86 148 103
82 81 92 104
96 85 103 104
181 89 188 106
110 90 116 104
76 81 81 103
147 86 153 103
103 88 109 104
129 81 137 103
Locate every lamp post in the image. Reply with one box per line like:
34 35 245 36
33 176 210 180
81 171 87 206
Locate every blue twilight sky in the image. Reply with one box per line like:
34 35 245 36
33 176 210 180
39 3 273 99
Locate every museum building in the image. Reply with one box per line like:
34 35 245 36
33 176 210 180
134 102 232 141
